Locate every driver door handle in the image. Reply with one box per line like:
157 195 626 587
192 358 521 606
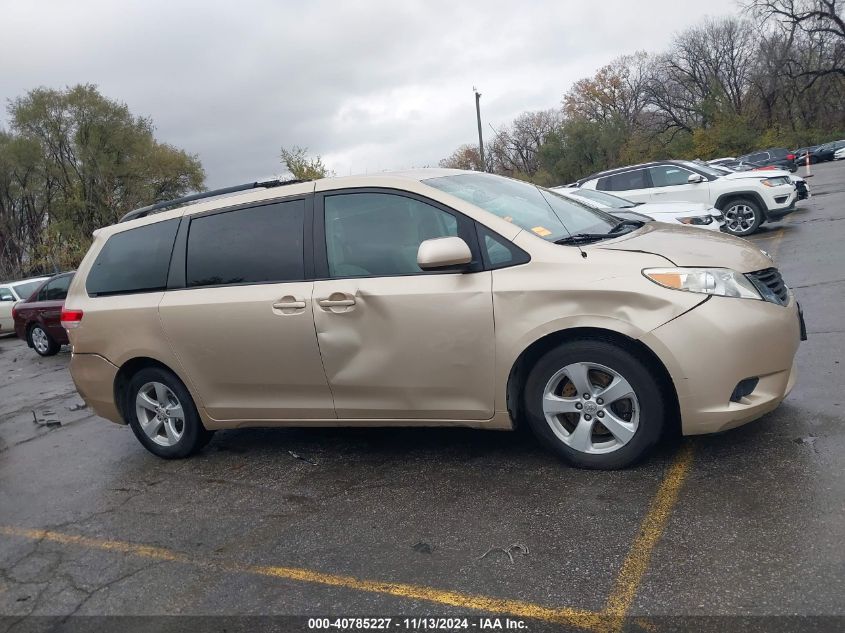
273 300 306 309
317 298 355 307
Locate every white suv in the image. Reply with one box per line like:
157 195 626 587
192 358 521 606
575 160 797 236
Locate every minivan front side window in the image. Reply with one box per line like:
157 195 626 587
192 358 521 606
323 193 459 278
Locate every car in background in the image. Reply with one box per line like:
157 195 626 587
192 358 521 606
575 160 797 236
552 186 725 231
0 276 50 335
835 146 845 160
735 148 797 172
805 140 845 163
793 146 818 165
13 272 75 356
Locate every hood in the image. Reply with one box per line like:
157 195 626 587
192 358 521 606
721 170 788 181
634 201 715 215
594 222 772 271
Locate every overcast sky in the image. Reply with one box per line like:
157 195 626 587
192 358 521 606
1 0 739 187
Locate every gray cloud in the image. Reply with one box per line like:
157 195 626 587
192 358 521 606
1 0 738 187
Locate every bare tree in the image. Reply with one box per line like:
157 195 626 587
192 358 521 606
564 52 651 130
746 0 844 82
487 109 562 177
646 17 758 133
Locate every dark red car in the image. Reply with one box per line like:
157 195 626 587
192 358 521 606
13 272 75 356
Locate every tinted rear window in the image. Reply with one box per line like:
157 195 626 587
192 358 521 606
86 219 179 296
596 169 649 191
186 200 305 287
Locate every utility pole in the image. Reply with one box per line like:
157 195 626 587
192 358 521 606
473 87 485 172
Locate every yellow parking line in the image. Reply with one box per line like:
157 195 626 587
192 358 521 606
602 443 694 631
0 445 695 631
0 525 604 630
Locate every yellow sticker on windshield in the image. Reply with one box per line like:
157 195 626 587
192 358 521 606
531 226 552 237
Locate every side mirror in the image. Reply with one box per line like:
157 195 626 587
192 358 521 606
688 173 705 184
0 295 14 302
417 236 472 271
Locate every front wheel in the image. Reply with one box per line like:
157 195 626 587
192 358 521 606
127 367 213 458
523 340 665 469
721 198 763 236
29 325 59 356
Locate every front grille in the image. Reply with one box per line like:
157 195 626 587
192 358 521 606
748 268 789 305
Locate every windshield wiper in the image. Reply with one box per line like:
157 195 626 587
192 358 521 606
609 219 645 234
555 233 612 245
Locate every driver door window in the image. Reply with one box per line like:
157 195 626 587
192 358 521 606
324 193 460 278
0 287 13 302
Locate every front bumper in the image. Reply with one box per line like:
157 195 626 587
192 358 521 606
69 353 123 424
641 294 802 435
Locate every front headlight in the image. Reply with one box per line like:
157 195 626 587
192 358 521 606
761 176 790 187
643 267 762 299
676 215 713 225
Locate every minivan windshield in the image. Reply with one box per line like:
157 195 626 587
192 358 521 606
424 173 618 242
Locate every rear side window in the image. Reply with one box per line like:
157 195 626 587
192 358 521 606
596 169 649 192
43 275 72 301
86 219 179 296
186 200 305 288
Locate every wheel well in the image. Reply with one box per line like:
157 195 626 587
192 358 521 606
715 191 765 212
113 357 175 423
506 327 681 438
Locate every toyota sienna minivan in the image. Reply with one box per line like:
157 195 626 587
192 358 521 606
63 169 804 469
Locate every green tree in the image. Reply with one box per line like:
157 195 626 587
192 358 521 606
1 84 205 275
280 145 333 180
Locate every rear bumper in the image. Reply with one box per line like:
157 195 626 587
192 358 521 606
641 294 801 435
69 353 124 424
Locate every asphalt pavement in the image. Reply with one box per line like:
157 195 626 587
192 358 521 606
1 161 843 633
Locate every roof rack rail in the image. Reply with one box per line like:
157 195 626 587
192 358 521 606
118 178 307 223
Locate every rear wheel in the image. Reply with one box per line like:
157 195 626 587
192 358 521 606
127 367 213 458
722 197 763 236
523 340 665 469
29 325 59 356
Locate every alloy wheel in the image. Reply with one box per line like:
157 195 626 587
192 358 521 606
542 362 640 454
724 204 756 234
31 327 49 355
135 382 186 447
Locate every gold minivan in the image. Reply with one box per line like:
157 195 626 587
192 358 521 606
63 169 804 469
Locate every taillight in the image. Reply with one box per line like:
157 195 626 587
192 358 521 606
61 308 84 329
786 154 795 160
11 305 18 320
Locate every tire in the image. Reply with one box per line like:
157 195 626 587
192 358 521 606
126 366 213 458
721 197 763 236
29 324 59 356
523 340 665 469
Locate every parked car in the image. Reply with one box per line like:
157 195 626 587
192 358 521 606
793 146 818 165
552 186 725 231
735 148 797 172
575 160 797 236
802 141 845 163
706 162 810 201
13 272 75 356
63 170 804 469
0 276 50 335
